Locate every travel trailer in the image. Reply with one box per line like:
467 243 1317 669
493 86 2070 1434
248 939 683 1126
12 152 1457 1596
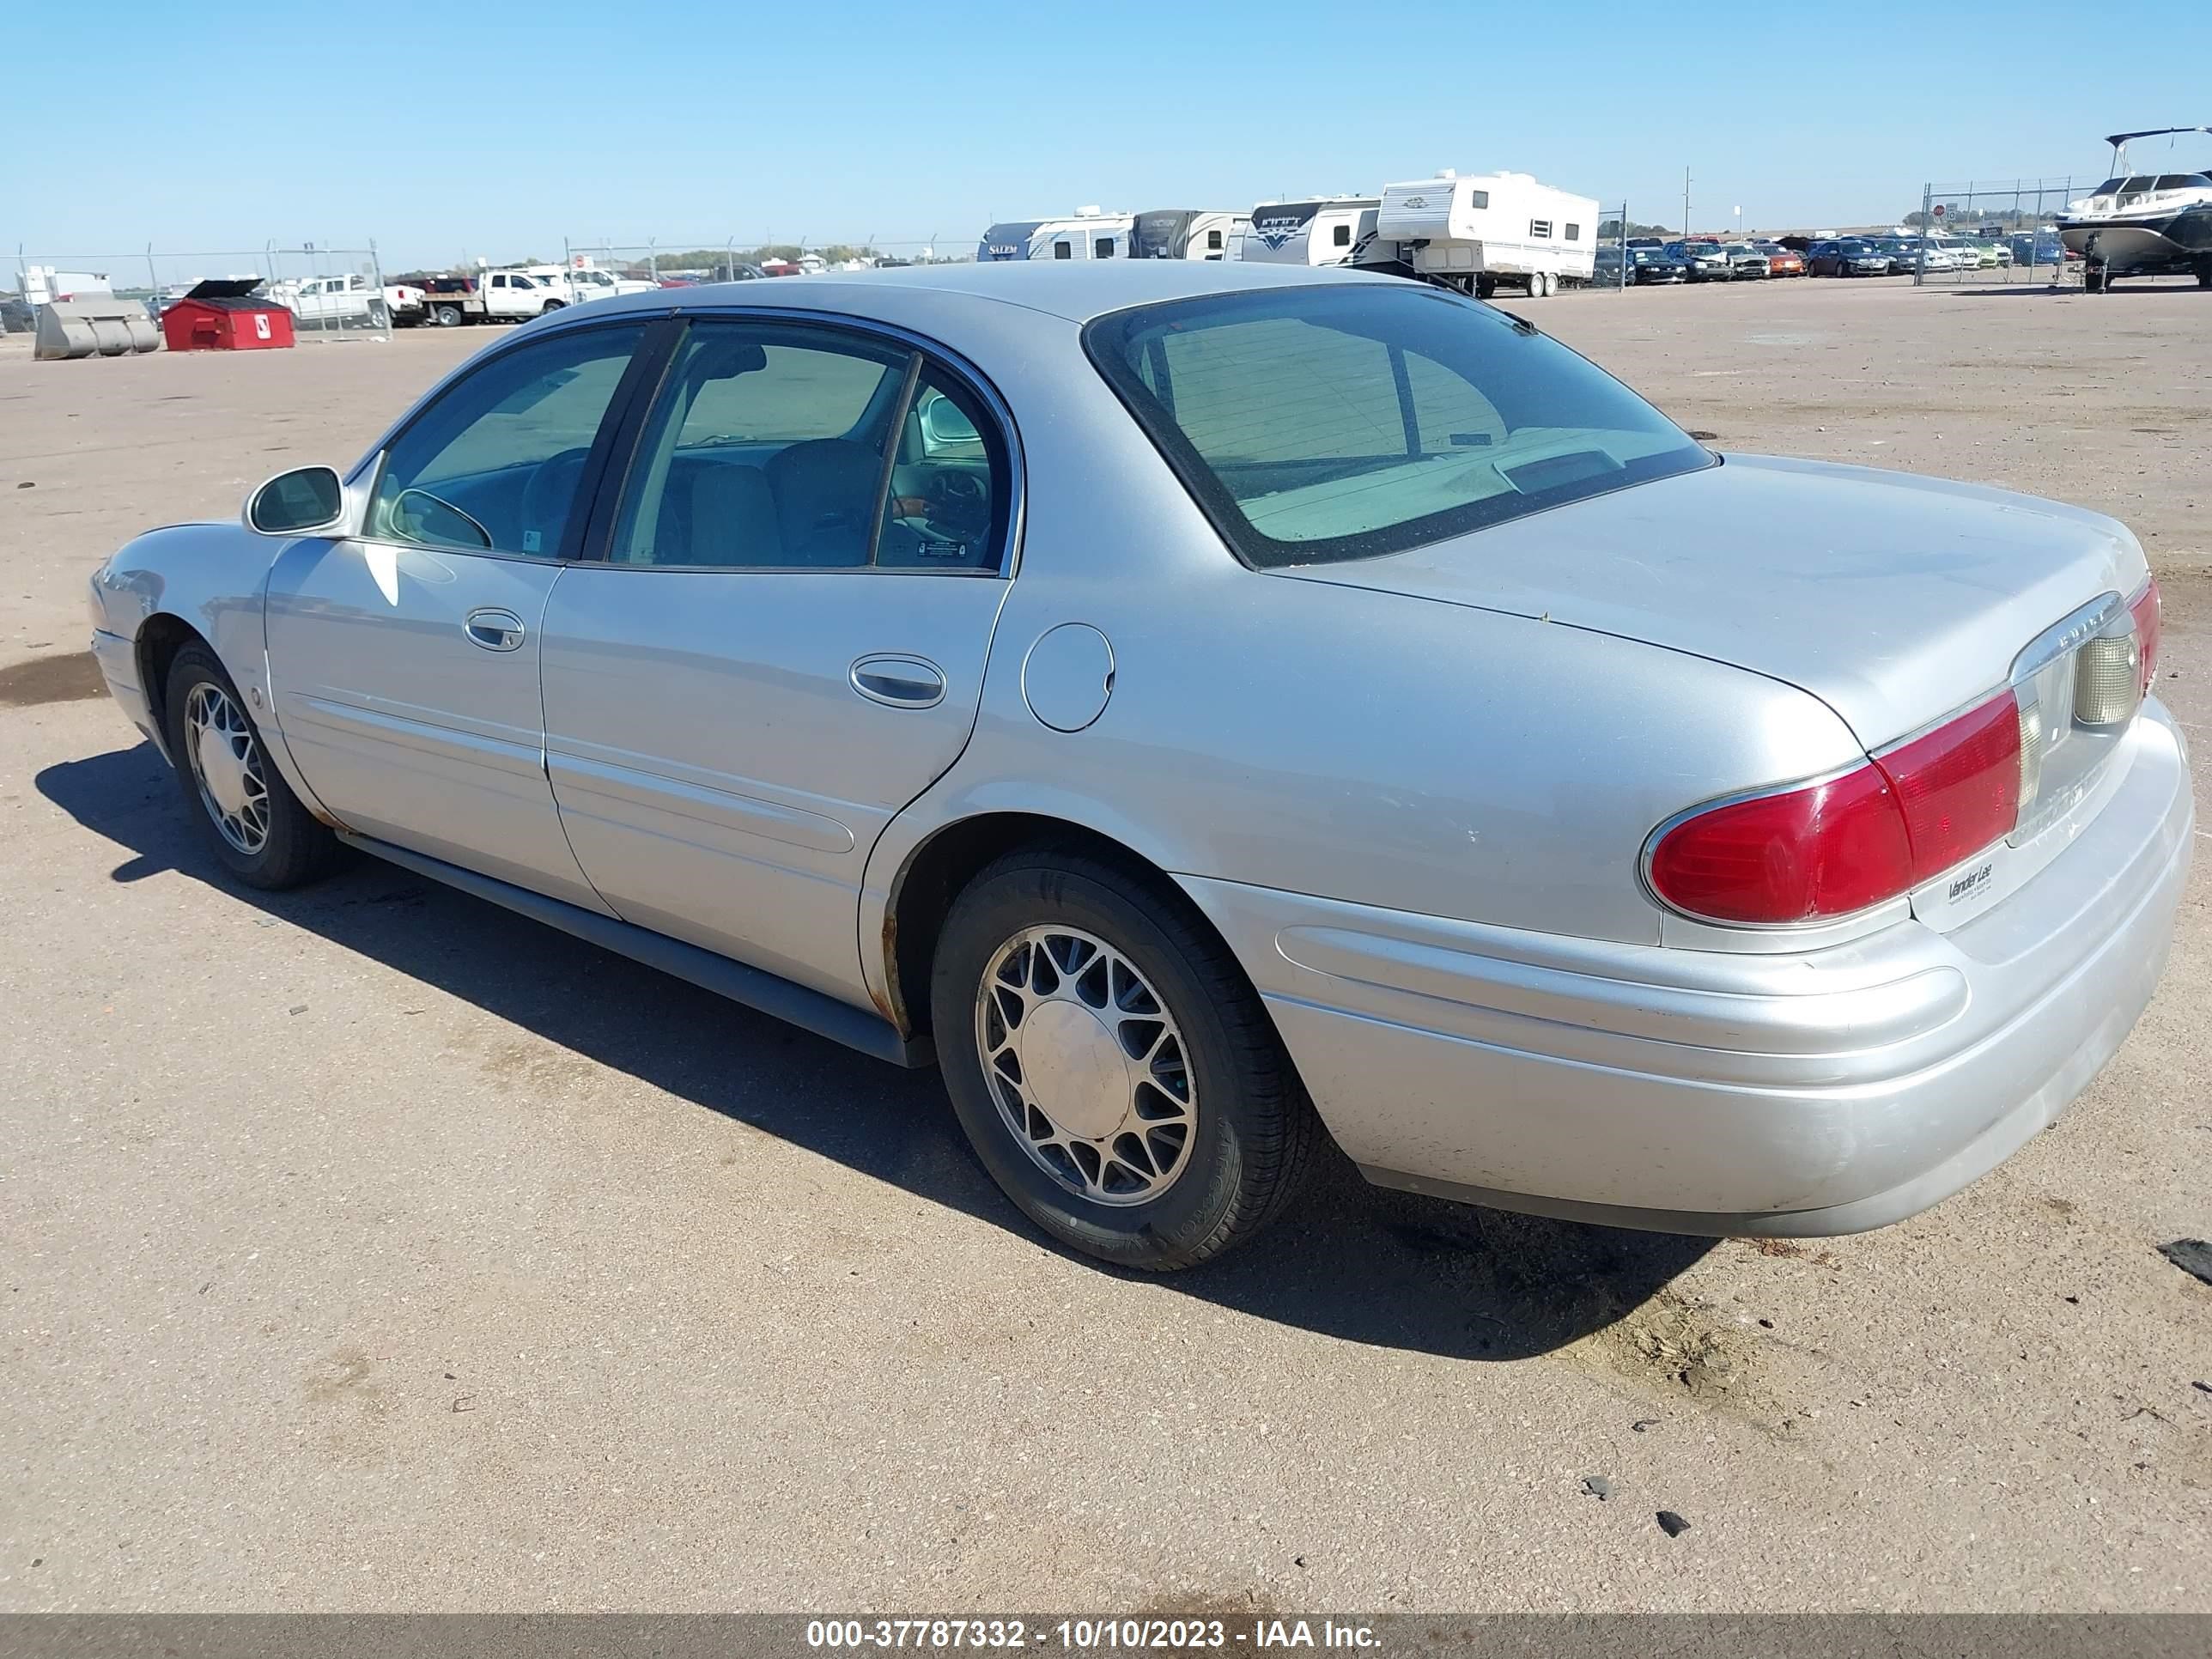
975 210 1134 262
1027 210 1136 261
1374 170 1601 297
1238 198 1380 266
1128 210 1250 261
976 221 1044 262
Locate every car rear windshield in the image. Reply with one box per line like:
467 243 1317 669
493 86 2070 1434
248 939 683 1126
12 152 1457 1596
1082 283 1711 568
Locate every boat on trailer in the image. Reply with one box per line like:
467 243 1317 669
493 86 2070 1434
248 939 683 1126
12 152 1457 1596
2057 128 2212 290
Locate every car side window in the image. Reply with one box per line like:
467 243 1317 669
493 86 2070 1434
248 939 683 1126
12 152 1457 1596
878 374 1008 572
367 322 646 558
607 322 1008 574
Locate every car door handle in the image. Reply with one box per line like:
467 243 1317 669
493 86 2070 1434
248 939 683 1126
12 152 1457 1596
465 608 526 652
850 654 946 709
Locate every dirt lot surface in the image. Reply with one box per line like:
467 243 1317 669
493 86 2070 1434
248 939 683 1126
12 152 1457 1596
2 277 2208 1614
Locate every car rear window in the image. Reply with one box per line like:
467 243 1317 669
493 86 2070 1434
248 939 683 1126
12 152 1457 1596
1082 283 1711 568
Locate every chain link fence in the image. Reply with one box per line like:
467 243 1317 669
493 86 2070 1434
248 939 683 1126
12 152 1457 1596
12 243 394 340
560 236 961 288
1908 180 2080 287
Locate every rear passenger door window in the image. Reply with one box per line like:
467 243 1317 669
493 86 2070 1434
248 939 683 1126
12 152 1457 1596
606 321 1007 573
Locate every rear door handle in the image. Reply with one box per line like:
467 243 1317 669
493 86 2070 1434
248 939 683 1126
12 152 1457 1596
851 654 946 708
465 608 526 652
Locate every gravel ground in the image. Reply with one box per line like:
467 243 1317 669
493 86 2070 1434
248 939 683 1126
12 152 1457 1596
1 276 2207 1614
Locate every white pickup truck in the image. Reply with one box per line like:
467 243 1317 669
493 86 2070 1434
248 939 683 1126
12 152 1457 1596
524 264 659 304
273 272 427 328
410 269 574 326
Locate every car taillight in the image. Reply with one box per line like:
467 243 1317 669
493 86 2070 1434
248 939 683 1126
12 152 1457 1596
1647 763 1914 924
1871 691 2022 875
1649 690 2022 926
2130 577 2161 700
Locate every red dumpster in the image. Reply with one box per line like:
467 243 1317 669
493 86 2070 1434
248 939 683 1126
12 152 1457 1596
159 278 295 351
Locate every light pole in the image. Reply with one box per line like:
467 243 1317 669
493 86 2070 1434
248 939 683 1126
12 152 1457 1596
1733 204 1742 240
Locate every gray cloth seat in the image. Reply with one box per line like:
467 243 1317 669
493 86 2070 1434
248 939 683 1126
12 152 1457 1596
765 438 880 567
684 464 783 567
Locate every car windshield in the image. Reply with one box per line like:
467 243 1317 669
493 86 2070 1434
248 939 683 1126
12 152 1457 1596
1083 283 1713 569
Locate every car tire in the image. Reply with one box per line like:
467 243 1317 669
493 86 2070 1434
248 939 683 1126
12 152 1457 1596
542 300 565 313
434 302 463 327
161 642 343 891
930 848 1321 1271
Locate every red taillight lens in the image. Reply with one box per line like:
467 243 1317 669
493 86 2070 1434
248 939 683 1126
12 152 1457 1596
2130 577 2161 699
1650 691 2023 927
1871 690 2021 878
1648 763 1915 924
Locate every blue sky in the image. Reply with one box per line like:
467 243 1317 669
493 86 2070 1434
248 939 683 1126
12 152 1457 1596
9 0 2212 269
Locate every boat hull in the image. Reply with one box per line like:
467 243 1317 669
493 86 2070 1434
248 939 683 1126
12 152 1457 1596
2057 206 2212 276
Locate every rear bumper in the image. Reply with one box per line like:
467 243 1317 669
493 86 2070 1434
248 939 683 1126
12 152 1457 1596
1182 705 2191 1236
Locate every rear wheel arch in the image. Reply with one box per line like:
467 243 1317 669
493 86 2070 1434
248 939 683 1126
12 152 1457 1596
881 812 1258 1047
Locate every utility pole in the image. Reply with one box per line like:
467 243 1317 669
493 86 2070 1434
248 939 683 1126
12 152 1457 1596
1683 166 1692 237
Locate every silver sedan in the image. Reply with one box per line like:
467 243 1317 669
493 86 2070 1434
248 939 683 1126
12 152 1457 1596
87 262 2191 1269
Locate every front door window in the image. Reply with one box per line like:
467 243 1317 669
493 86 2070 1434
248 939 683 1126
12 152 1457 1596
368 322 646 559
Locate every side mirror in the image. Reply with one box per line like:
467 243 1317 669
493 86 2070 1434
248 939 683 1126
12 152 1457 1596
920 393 981 449
246 465 346 536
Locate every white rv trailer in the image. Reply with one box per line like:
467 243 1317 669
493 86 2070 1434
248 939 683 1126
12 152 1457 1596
976 221 1045 262
1373 170 1600 297
1128 209 1250 260
975 209 1135 261
1027 208 1136 261
1238 197 1380 266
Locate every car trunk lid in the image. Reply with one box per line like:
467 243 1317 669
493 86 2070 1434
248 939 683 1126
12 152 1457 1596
1276 452 2147 750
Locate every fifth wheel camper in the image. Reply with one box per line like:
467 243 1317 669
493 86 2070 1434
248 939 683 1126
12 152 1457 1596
1374 170 1600 297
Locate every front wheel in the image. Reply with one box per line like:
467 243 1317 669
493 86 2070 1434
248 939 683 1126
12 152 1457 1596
161 643 343 890
930 849 1320 1270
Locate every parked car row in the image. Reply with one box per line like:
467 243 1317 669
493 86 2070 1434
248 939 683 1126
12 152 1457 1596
1598 229 2079 289
1594 238 1809 284
1802 232 2078 277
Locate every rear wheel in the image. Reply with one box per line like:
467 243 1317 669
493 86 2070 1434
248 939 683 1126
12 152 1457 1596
930 849 1320 1271
433 302 464 327
541 299 566 313
161 643 343 890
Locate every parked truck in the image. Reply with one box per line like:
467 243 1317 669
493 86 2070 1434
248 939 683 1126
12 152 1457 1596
268 272 428 329
520 263 659 304
408 268 570 326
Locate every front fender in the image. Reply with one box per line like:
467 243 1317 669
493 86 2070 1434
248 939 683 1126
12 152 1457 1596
91 521 334 822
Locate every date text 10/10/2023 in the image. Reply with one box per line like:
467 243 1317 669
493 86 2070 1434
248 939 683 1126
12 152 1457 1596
805 1618 1381 1650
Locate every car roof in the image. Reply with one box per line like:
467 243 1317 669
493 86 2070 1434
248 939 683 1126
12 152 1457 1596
566 258 1398 328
